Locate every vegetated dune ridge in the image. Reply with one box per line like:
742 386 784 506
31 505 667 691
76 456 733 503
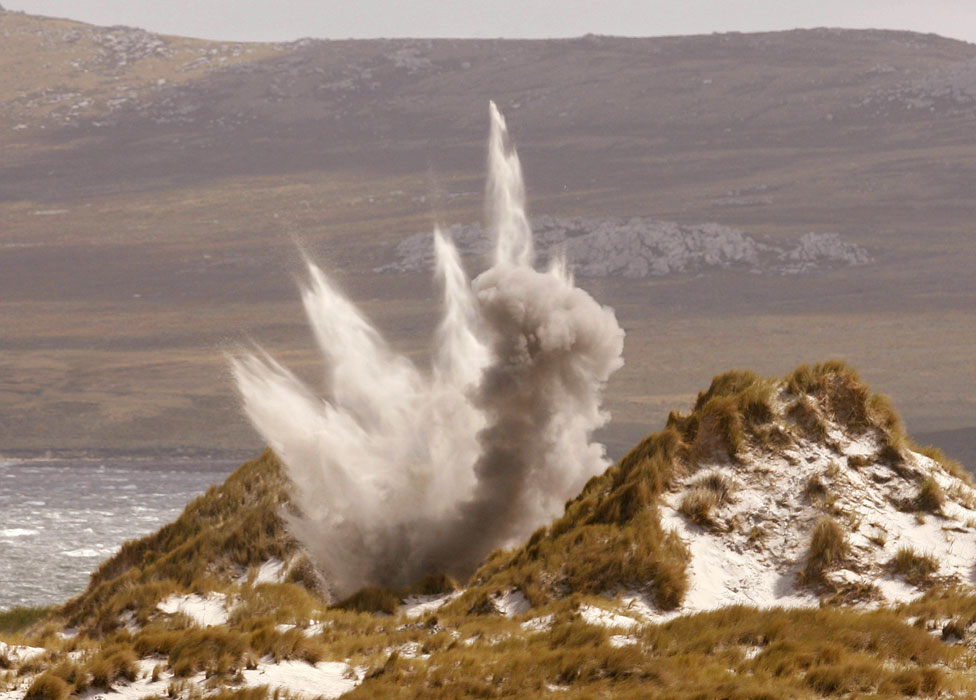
3 8 976 456
5 363 976 698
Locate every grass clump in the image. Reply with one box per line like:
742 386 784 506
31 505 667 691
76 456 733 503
785 360 908 442
804 516 848 583
917 444 973 486
136 627 251 678
231 582 325 626
916 475 945 513
803 474 829 504
679 472 735 527
786 397 828 441
86 643 138 689
332 573 459 615
23 673 69 700
685 370 776 460
890 547 939 586
693 396 744 461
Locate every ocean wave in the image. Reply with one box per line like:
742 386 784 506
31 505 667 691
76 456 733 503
1 528 39 538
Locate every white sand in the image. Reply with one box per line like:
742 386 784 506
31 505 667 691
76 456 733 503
578 604 640 630
399 591 459 619
643 395 976 620
157 592 229 627
240 659 362 699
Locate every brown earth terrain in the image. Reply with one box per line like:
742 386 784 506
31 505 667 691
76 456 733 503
1 9 974 464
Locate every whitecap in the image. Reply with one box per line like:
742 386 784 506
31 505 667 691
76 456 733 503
62 548 101 558
1 528 38 537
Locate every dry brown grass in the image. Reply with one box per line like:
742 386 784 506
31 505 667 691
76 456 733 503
23 673 69 700
804 516 848 584
916 444 973 486
678 472 735 527
916 475 945 514
890 547 939 586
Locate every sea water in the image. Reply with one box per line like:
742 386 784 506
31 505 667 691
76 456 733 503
0 457 238 611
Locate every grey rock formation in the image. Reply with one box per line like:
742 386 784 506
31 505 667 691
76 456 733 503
379 216 871 278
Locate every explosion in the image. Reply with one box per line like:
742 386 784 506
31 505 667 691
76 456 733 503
231 102 624 597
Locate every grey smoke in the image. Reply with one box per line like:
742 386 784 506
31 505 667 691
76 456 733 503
231 103 624 597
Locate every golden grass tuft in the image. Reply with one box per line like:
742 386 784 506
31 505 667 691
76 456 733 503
679 472 735 527
23 674 69 700
916 475 945 514
804 516 848 583
916 444 973 486
689 370 776 460
693 396 744 460
890 547 939 586
85 643 138 689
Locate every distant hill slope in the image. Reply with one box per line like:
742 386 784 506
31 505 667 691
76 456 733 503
1 8 974 498
4 12 976 203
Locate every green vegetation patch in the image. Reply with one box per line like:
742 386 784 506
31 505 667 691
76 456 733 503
0 606 50 635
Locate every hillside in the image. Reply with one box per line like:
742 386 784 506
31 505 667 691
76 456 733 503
1 9 975 459
4 363 976 699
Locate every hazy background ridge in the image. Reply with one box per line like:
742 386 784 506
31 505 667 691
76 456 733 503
1 10 974 466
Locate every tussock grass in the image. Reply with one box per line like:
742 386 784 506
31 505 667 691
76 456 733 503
86 643 138 689
916 475 945 513
916 444 973 486
135 626 252 677
679 472 735 527
230 582 325 626
23 673 69 700
786 396 828 441
803 474 828 504
804 516 848 583
785 361 909 447
890 547 939 586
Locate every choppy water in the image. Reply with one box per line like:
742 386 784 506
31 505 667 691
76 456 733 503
0 457 238 611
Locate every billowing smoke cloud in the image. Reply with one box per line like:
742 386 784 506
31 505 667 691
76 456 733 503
230 102 624 598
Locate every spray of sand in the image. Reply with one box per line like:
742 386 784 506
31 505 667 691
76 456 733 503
231 103 624 597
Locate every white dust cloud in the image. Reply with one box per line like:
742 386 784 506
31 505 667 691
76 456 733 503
230 102 624 598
